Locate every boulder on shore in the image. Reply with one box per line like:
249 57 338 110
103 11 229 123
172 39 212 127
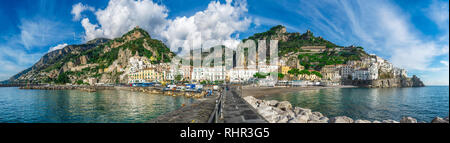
296 114 309 123
293 107 311 115
431 117 449 123
400 116 417 123
276 101 292 111
308 117 328 123
312 112 324 118
265 100 279 106
329 116 354 123
355 119 371 123
382 119 399 123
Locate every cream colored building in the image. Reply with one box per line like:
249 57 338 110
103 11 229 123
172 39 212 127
320 65 341 81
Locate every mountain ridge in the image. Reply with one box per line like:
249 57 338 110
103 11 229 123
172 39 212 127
6 26 173 84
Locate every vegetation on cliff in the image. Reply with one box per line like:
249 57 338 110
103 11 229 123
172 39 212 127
9 27 173 84
297 47 366 70
245 25 368 71
245 25 339 56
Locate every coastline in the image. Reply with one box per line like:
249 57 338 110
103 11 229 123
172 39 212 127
18 85 210 98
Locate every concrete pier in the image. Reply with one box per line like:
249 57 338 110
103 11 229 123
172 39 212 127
221 86 267 123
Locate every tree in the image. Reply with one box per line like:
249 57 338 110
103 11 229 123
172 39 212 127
253 72 267 79
76 80 84 85
311 71 323 78
175 74 183 82
288 68 300 76
299 70 311 75
55 72 70 84
278 73 285 79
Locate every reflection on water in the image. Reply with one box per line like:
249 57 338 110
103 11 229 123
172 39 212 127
260 86 449 122
0 87 194 123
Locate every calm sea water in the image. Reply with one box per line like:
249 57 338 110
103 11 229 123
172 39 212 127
260 86 449 122
0 87 195 123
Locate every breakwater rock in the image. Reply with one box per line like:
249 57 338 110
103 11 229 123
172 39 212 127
19 85 207 98
19 85 115 91
244 96 448 123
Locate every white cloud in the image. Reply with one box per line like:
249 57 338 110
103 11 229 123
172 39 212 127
75 0 251 52
285 0 448 71
19 19 71 50
0 46 43 80
81 18 104 41
48 43 68 53
71 3 95 21
267 0 448 84
426 0 449 30
374 1 448 71
162 0 251 51
78 0 169 41
0 18 72 81
441 60 449 67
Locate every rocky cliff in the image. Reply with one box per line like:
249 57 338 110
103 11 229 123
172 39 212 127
247 25 424 87
9 38 110 83
350 75 425 88
8 27 173 84
245 25 368 71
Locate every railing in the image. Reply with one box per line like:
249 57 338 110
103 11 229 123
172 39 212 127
208 88 224 123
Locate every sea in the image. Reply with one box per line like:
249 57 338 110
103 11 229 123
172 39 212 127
0 87 194 123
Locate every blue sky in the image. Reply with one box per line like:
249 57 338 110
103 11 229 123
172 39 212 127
0 0 448 85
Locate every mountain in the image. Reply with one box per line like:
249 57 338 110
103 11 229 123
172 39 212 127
245 25 340 56
8 27 173 84
245 25 368 71
245 25 423 87
8 38 110 83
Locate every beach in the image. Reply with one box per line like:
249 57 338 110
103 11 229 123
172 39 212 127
242 85 357 98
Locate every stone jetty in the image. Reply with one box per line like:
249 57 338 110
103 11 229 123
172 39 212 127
19 85 115 91
148 92 219 123
243 96 449 123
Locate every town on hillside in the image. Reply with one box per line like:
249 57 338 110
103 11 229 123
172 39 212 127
125 44 423 88
4 26 424 88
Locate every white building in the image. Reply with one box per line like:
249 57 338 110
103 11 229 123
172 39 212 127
228 67 258 83
352 69 370 80
168 65 191 81
340 65 354 80
368 63 379 80
352 64 378 80
192 66 226 82
258 65 278 73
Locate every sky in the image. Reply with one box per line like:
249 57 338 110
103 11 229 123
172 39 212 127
0 0 448 85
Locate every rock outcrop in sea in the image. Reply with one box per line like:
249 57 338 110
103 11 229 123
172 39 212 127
244 96 448 123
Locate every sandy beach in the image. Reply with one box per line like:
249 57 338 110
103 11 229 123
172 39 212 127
242 85 357 98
